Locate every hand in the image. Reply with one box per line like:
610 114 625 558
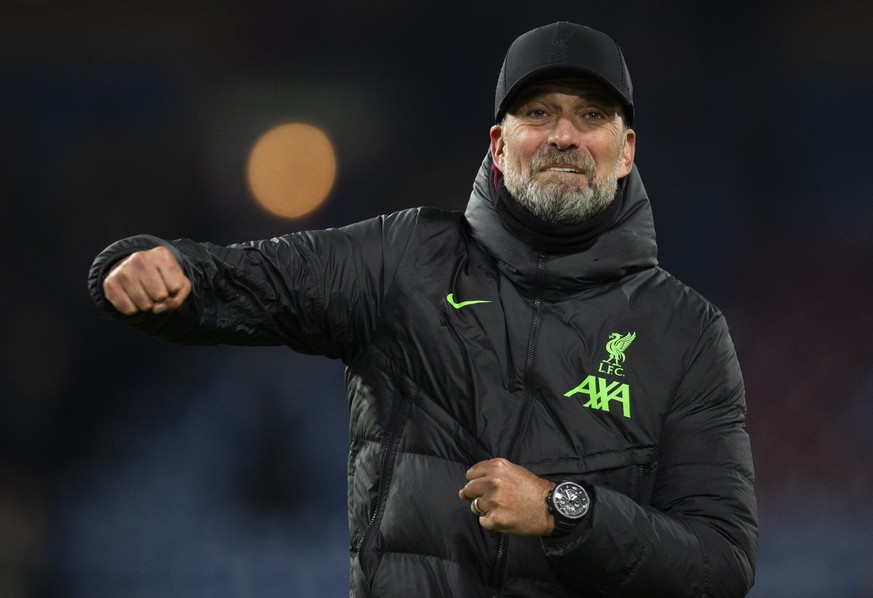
458 458 555 536
102 247 191 315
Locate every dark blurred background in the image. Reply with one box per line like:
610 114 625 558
2 1 872 596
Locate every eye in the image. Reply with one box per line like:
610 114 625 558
526 107 548 119
584 109 606 120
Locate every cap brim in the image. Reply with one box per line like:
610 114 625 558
496 65 633 124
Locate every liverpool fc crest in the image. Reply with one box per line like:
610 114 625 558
599 331 636 377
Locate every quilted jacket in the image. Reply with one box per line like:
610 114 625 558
89 154 757 597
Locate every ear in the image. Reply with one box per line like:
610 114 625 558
489 125 506 172
618 128 636 178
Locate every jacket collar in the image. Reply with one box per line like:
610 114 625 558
464 151 658 292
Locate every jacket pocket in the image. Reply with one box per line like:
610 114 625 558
530 446 659 505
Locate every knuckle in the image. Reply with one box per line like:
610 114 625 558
105 265 127 284
152 246 174 265
174 286 191 305
127 252 147 267
175 278 192 296
104 280 126 301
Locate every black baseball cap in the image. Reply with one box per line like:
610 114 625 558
494 22 634 125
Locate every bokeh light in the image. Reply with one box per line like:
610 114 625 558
246 123 337 219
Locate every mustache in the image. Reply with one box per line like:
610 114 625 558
529 149 596 175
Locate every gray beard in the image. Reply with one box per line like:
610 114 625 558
503 148 623 225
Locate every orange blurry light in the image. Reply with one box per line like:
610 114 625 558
246 123 337 219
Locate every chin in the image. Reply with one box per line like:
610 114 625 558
540 182 591 197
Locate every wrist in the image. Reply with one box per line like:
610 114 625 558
543 482 557 536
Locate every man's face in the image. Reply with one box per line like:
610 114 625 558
490 78 636 224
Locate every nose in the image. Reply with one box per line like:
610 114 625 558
547 117 580 150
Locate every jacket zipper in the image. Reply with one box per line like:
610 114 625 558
491 252 547 591
631 464 644 503
356 397 411 590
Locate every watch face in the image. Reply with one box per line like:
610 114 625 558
553 482 589 519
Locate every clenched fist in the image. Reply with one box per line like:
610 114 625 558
102 246 191 315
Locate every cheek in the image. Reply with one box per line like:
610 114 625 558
593 140 625 172
507 141 538 172
502 128 537 165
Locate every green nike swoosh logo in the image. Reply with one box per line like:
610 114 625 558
446 293 492 309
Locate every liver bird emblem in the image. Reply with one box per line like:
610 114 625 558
605 332 636 366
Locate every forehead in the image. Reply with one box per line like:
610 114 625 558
509 77 622 110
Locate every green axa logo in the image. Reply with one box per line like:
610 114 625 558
564 331 636 419
565 377 631 418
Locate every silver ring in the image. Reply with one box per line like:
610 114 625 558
471 497 485 517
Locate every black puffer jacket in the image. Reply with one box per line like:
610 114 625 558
89 155 757 597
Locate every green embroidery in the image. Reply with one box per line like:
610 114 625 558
446 293 492 309
565 331 637 418
599 331 636 377
564 375 631 419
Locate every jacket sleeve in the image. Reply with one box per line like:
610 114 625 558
87 210 421 362
542 312 757 597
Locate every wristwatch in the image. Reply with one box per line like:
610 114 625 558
546 481 590 537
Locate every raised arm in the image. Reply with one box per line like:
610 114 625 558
88 210 421 358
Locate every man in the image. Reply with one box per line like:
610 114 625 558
89 22 757 597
